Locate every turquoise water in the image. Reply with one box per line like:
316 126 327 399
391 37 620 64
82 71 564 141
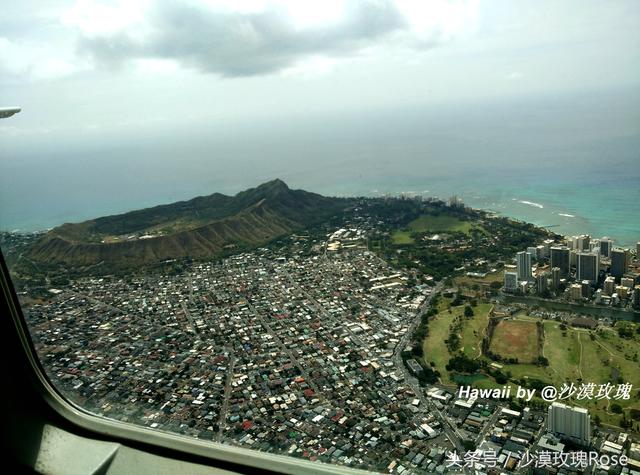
311 175 639 248
1 90 638 246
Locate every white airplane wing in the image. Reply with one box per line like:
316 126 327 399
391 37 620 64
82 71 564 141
0 107 21 119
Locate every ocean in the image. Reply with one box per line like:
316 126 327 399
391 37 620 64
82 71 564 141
1 89 639 247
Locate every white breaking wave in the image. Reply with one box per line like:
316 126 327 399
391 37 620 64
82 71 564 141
558 213 575 218
518 200 544 209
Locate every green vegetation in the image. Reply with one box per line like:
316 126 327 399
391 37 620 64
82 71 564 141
454 271 505 289
24 180 354 272
408 214 473 234
391 230 415 245
421 297 493 385
391 213 473 245
420 299 640 431
421 298 455 384
382 200 554 280
459 303 492 359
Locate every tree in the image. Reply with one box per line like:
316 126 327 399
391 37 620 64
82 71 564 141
494 372 508 384
462 440 476 451
464 305 474 318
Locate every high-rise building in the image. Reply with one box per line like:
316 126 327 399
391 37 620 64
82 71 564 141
594 289 602 304
519 281 528 294
568 236 577 250
577 234 590 251
551 267 561 289
616 285 629 299
611 249 630 280
550 247 570 278
537 272 548 294
517 251 533 281
569 283 583 301
604 276 616 296
599 238 613 258
547 402 591 446
448 195 463 208
504 272 518 292
542 239 555 258
637 242 640 258
576 251 599 283
527 247 539 260
581 280 592 298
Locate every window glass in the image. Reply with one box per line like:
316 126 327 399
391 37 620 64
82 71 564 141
2 1 639 473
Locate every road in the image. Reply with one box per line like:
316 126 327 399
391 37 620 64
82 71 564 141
244 298 323 396
389 281 471 473
277 267 366 347
475 404 503 446
216 353 235 442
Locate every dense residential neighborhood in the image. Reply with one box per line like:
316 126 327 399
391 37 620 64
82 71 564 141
15 206 640 473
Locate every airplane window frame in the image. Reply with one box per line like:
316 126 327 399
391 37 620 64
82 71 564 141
0 249 371 475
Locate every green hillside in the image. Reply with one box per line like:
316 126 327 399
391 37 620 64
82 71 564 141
27 179 352 270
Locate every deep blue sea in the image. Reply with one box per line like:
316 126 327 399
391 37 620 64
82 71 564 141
1 89 639 246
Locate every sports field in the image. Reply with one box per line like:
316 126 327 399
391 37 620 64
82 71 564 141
489 319 539 362
392 214 473 244
421 301 640 431
407 215 472 234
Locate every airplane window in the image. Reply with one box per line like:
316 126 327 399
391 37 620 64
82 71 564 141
2 1 639 474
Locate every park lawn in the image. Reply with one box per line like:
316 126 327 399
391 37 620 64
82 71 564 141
408 214 473 234
504 321 640 430
574 331 640 428
392 213 475 245
583 330 640 413
473 378 505 390
391 230 415 245
455 271 505 288
502 363 555 384
459 303 493 359
578 334 621 386
490 320 539 362
422 299 458 384
511 312 541 322
542 322 581 382
422 300 493 383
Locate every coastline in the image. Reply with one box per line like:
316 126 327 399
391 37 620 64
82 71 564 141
1 188 637 250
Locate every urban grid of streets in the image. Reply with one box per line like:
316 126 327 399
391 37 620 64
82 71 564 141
25 245 471 473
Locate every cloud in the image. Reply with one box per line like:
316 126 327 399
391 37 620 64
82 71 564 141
506 71 523 80
0 36 83 83
63 0 478 77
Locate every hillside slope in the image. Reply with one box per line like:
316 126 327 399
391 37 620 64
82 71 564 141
27 179 350 269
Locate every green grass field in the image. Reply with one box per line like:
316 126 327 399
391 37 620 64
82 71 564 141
422 299 493 385
460 303 493 359
391 230 415 245
408 215 472 234
497 319 640 430
422 305 640 431
422 299 456 384
391 214 474 245
454 270 505 288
